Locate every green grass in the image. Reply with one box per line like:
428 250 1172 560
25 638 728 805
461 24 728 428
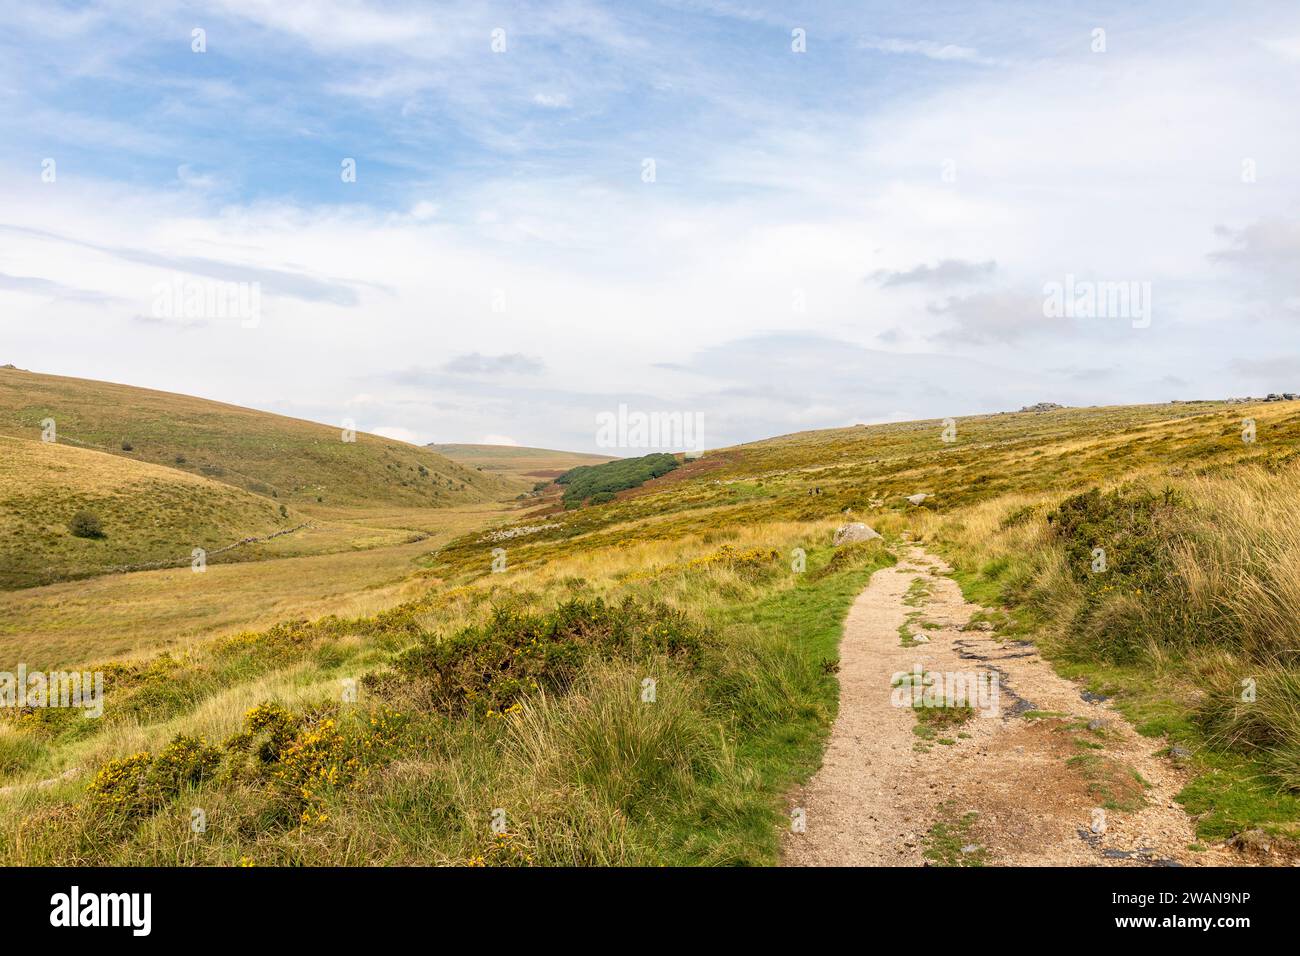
1066 753 1148 812
923 802 987 866
0 526 895 865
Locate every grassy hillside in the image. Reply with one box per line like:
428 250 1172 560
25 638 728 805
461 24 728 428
428 443 617 487
6 397 1300 863
0 502 515 669
0 435 294 589
0 368 512 509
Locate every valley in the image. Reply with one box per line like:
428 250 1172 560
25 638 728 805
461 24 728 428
1 374 1299 867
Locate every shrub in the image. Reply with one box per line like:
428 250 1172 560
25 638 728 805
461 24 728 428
385 597 706 716
68 510 104 539
120 441 133 452
86 734 220 819
1047 486 1183 591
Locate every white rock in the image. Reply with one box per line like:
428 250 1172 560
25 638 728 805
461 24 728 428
833 522 881 546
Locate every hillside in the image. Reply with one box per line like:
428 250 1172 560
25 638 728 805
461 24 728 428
428 443 617 487
5 398 1300 866
0 435 294 589
0 368 513 509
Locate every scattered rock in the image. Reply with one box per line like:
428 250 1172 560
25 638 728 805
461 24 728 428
1168 744 1193 760
905 493 929 505
1087 719 1109 732
833 522 881 546
1228 829 1272 854
1019 402 1066 413
960 621 994 632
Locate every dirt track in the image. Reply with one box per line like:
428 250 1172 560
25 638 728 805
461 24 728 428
783 546 1240 867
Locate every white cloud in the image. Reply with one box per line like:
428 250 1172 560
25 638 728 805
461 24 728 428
3 2 1300 449
860 37 995 65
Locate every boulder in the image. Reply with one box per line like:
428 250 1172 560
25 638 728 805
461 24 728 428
906 493 929 506
833 522 881 546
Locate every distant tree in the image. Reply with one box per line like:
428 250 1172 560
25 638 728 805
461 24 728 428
555 453 679 508
68 510 105 539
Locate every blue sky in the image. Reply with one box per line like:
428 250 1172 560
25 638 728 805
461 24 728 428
1 1 1298 450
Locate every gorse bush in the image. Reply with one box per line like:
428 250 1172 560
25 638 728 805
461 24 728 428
1047 486 1183 591
382 596 707 717
87 734 221 819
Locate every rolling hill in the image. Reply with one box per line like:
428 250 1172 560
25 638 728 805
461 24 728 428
0 434 295 589
0 368 513 509
6 396 1300 867
428 442 617 488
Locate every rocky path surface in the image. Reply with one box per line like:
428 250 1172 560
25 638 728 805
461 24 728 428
783 545 1239 867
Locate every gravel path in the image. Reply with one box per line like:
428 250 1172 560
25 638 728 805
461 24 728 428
783 546 1238 867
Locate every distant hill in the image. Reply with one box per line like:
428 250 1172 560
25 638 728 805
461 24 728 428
0 368 513 509
428 442 618 488
0 435 294 589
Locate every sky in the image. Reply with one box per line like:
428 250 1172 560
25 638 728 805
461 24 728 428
1 0 1298 452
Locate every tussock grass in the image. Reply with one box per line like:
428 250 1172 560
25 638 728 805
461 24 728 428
917 460 1300 836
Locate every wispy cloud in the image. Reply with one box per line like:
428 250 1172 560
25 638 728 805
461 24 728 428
443 353 546 376
1 1 1298 448
860 37 997 65
872 259 997 289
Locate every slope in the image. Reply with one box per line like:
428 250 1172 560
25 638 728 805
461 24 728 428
0 434 295 589
0 368 513 509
